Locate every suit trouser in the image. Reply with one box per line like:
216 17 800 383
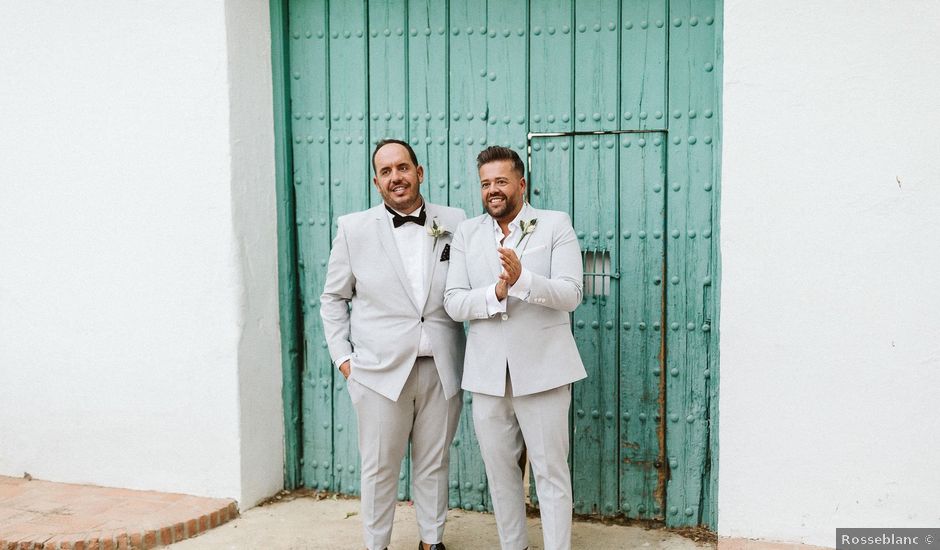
472 374 573 550
349 358 462 550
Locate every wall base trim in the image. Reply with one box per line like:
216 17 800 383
719 537 831 550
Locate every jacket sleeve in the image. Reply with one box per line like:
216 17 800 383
320 220 355 364
525 213 583 312
444 222 492 321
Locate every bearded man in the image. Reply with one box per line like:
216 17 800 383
321 139 466 550
444 146 586 550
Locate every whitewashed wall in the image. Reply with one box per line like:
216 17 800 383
0 1 282 507
720 0 940 546
2 0 938 540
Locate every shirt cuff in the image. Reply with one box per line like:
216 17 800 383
334 354 351 370
485 283 507 315
508 268 533 301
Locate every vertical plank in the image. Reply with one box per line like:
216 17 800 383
448 0 491 513
526 135 573 510
529 138 573 215
368 0 408 210
448 0 488 218
570 134 619 516
483 1 528 160
405 0 462 507
407 0 449 206
328 0 369 497
685 0 721 529
620 0 667 131
665 0 720 527
618 0 670 521
528 0 574 510
529 0 573 135
571 0 619 517
704 6 723 530
573 0 619 132
528 0 576 504
366 0 412 502
289 0 335 492
529 0 573 216
618 132 666 519
369 0 408 144
272 0 303 490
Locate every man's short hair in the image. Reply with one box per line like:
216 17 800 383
476 146 525 178
371 139 419 174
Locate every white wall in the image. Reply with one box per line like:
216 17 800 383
0 1 282 507
224 0 285 507
720 0 940 546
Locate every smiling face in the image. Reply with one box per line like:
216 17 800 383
372 142 424 212
479 159 526 223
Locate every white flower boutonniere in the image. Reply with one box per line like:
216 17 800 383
427 217 450 246
516 218 538 246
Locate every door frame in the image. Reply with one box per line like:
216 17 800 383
267 0 723 528
270 0 304 490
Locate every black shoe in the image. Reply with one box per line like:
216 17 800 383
419 543 446 550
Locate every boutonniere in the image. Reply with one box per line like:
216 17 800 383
516 218 538 246
427 217 450 247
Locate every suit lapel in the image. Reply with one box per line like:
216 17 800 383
374 210 421 313
480 216 501 280
419 206 438 312
514 203 537 255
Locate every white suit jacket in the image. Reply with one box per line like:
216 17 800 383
444 207 587 397
320 201 467 401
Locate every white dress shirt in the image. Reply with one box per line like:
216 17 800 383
388 203 434 357
485 203 535 315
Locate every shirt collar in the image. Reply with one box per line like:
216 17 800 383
492 202 532 233
385 199 425 219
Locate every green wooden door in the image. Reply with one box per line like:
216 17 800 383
282 0 720 528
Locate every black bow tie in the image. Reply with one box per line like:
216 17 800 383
387 205 427 228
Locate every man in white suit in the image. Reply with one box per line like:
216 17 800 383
444 146 587 550
321 139 466 550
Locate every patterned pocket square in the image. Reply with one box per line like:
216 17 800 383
439 243 450 262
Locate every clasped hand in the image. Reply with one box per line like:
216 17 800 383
495 247 522 300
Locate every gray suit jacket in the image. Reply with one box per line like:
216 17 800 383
444 206 587 397
320 201 467 401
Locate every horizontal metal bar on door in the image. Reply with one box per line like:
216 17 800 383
527 129 667 139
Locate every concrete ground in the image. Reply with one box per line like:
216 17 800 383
169 494 715 550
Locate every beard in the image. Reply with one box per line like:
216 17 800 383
483 191 519 220
380 180 421 212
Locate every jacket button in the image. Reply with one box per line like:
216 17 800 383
421 316 425 322
501 313 509 321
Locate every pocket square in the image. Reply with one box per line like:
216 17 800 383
439 243 450 262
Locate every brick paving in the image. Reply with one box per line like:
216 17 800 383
0 476 237 550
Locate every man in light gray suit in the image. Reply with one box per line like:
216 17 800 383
321 139 466 550
444 146 587 550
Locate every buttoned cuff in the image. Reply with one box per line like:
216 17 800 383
508 268 532 301
485 283 507 315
